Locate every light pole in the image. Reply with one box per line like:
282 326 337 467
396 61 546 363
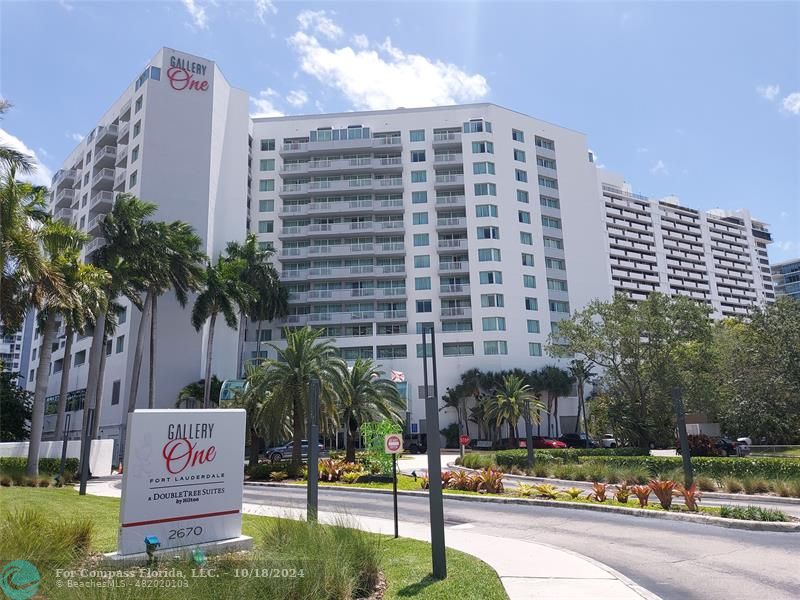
307 377 320 522
524 396 534 470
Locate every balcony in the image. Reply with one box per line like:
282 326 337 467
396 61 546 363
117 121 130 141
440 284 470 296
87 214 105 233
432 132 462 147
438 262 468 273
372 156 403 171
307 199 374 216
441 307 471 319
374 177 403 191
114 169 127 190
92 168 115 189
280 135 401 156
438 239 468 250
52 169 77 189
375 242 405 255
434 174 464 188
54 207 75 223
374 198 404 213
89 190 114 211
54 188 75 208
374 264 405 277
119 99 132 119
93 145 117 167
380 310 407 321
379 287 406 298
115 144 128 166
435 195 466 208
85 237 106 255
433 153 463 166
377 220 404 231
436 217 467 230
95 124 118 146
305 289 376 302
306 265 376 280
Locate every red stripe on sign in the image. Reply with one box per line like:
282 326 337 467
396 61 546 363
122 509 240 528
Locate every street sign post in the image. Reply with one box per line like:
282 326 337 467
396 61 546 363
459 434 470 458
384 433 403 538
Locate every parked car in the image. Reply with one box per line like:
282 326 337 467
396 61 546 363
266 440 325 462
558 433 599 448
520 436 567 449
600 434 618 448
403 433 427 454
715 437 750 457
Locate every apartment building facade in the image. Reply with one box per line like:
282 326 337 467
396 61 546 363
772 258 800 300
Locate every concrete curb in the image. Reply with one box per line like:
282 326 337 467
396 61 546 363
447 462 800 506
244 481 800 533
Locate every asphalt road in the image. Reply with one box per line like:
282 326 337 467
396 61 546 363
243 485 800 600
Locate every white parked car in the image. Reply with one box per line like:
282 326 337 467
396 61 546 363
600 434 618 448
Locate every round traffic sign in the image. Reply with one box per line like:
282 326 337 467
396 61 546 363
384 433 403 454
459 435 471 446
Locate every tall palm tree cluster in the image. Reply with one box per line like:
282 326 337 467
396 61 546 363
442 363 594 447
1 103 287 476
237 326 406 467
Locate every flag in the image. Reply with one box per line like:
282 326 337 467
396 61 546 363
390 370 405 383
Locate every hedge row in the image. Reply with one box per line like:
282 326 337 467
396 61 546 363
493 447 647 467
0 457 80 476
585 456 800 480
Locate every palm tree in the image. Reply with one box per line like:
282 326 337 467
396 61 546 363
569 359 595 446
225 234 287 375
247 326 345 467
175 376 223 409
25 222 109 476
485 374 545 445
0 100 35 173
338 358 404 462
191 254 252 408
540 366 573 438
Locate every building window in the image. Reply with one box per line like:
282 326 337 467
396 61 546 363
79 216 85 229
129 172 137 187
484 340 508 355
258 220 274 234
415 277 431 290
259 199 274 212
111 380 121 405
260 138 275 151
412 191 427 204
550 300 570 313
463 119 492 133
514 149 526 162
480 293 504 307
547 278 568 292
537 156 557 169
118 307 127 324
135 96 143 113
416 342 434 358
478 248 501 262
477 226 500 239
545 257 566 270
525 297 539 311
475 204 498 218
413 233 429 246
518 211 531 224
523 274 536 288
520 232 533 245
116 335 125 353
479 271 503 284
416 300 432 313
377 345 407 359
259 159 275 171
543 236 564 249
527 319 540 333
442 320 472 332
512 129 525 142
259 179 275 192
412 212 428 225
538 175 558 189
474 183 496 196
258 241 273 251
517 189 529 203
515 169 528 183
473 161 496 175
411 170 427 183
540 195 560 209
529 342 542 356
416 322 435 335
443 342 474 356
74 350 86 367
542 215 562 229
53 359 63 374
150 66 161 81
133 120 141 137
411 150 426 162
471 141 494 154
522 253 534 267
535 136 555 150
414 255 430 268
131 146 139 162
81 194 87 208
106 339 112 356
410 129 425 142
482 317 506 331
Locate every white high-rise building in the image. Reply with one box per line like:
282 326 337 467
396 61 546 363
25 48 774 454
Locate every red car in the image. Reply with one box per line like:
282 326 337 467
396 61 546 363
519 437 567 449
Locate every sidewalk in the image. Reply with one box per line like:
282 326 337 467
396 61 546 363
82 477 658 600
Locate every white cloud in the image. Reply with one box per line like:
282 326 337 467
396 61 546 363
756 84 780 101
182 0 208 30
0 128 53 187
782 92 800 115
297 10 343 40
250 89 284 118
68 132 84 142
254 0 276 24
352 34 369 49
288 16 489 110
649 159 668 176
286 89 309 108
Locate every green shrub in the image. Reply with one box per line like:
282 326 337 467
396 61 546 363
741 477 770 495
0 509 94 563
0 457 79 478
769 480 792 497
723 477 744 494
0 475 12 487
695 476 717 492
269 471 288 482
579 456 800 481
790 480 800 498
719 505 788 522
246 461 292 481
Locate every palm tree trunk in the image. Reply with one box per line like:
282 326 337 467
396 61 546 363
554 396 560 437
127 293 152 416
27 312 58 477
345 415 356 463
92 343 107 440
547 394 553 437
574 388 582 434
82 310 106 463
292 396 303 467
582 396 590 449
54 324 74 440
202 312 217 409
248 427 261 467
148 294 157 409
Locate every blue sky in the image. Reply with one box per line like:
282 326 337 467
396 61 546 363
2 1 798 260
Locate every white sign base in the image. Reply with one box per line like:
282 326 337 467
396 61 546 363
117 409 246 556
103 535 252 566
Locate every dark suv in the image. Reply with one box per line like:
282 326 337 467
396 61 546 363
403 433 427 454
558 432 599 448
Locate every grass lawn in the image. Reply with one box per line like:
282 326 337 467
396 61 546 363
0 487 507 600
